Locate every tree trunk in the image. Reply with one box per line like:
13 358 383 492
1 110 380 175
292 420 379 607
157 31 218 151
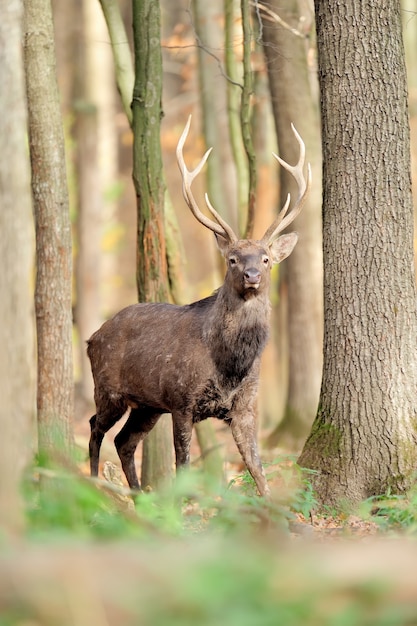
24 0 74 462
225 0 248 237
74 99 102 405
75 0 120 406
132 0 173 490
240 0 257 238
298 0 417 506
192 0 238 232
261 0 323 450
0 0 35 536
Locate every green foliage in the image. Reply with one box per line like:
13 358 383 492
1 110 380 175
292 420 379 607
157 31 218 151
23 469 145 540
230 457 319 521
3 462 417 626
22 463 291 540
362 485 417 533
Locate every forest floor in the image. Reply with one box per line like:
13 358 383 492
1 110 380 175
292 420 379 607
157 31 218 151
1 411 416 625
73 408 388 542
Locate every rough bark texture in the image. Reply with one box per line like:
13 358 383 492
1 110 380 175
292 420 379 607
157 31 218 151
261 0 323 450
298 0 417 505
132 0 169 304
0 0 35 536
132 0 173 489
24 0 74 459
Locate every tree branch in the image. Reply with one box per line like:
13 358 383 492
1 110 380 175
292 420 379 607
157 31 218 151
98 0 135 126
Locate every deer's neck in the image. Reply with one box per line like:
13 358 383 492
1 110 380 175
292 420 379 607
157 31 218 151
205 288 270 386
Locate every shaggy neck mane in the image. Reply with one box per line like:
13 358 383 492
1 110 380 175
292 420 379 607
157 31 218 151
204 286 271 386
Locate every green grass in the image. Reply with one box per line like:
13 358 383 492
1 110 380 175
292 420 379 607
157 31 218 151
2 460 416 626
362 486 417 533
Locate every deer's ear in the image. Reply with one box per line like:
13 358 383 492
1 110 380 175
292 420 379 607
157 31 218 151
214 232 231 257
269 232 298 264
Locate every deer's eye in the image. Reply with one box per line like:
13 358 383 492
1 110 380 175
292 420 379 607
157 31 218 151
262 255 269 265
229 256 238 266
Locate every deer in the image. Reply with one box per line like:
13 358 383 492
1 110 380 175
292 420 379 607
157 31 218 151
87 116 311 497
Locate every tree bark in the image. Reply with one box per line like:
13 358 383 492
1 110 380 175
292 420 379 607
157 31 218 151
240 0 257 238
261 0 323 450
24 0 74 461
132 0 173 490
0 0 35 536
298 0 417 506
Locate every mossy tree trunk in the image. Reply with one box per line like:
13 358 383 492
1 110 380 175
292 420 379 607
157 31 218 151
298 0 417 506
132 0 173 490
24 0 74 464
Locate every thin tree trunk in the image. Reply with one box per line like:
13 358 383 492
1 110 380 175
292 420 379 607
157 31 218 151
0 0 35 536
74 100 101 405
98 0 135 127
132 0 173 490
225 0 248 237
24 0 74 462
261 0 323 451
75 0 119 405
240 0 257 238
100 0 187 307
298 0 417 506
193 0 238 231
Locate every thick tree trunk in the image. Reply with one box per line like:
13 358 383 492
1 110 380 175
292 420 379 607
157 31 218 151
24 0 74 461
0 0 35 536
132 0 173 490
261 0 323 450
298 0 417 505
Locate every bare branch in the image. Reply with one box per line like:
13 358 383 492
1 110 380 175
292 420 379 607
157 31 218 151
252 1 306 39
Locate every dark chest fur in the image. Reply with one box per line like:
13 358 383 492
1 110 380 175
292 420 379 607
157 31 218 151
193 295 269 422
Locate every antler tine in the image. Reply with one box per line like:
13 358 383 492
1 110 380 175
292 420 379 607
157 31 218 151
204 194 238 242
176 116 238 243
261 124 312 244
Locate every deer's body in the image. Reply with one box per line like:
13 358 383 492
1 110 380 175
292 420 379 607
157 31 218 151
89 290 268 416
88 118 311 497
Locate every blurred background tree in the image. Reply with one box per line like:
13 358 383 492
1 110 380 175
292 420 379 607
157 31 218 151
260 0 323 450
0 0 35 536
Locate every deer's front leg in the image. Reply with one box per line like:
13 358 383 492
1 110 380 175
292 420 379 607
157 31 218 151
230 413 270 497
172 414 193 471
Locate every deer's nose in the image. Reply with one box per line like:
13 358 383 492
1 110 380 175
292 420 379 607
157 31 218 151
244 268 261 284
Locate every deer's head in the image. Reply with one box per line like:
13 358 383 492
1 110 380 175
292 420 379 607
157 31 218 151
176 116 311 300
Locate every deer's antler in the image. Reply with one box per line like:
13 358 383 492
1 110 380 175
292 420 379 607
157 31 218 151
261 124 312 245
176 116 238 243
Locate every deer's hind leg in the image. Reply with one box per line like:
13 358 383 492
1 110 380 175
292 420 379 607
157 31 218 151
114 407 162 491
89 395 128 478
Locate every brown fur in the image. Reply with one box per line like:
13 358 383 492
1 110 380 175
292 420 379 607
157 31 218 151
87 237 298 497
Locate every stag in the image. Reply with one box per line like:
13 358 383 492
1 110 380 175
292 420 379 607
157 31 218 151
88 117 311 497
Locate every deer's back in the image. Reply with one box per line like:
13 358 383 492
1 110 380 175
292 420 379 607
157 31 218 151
87 298 218 412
